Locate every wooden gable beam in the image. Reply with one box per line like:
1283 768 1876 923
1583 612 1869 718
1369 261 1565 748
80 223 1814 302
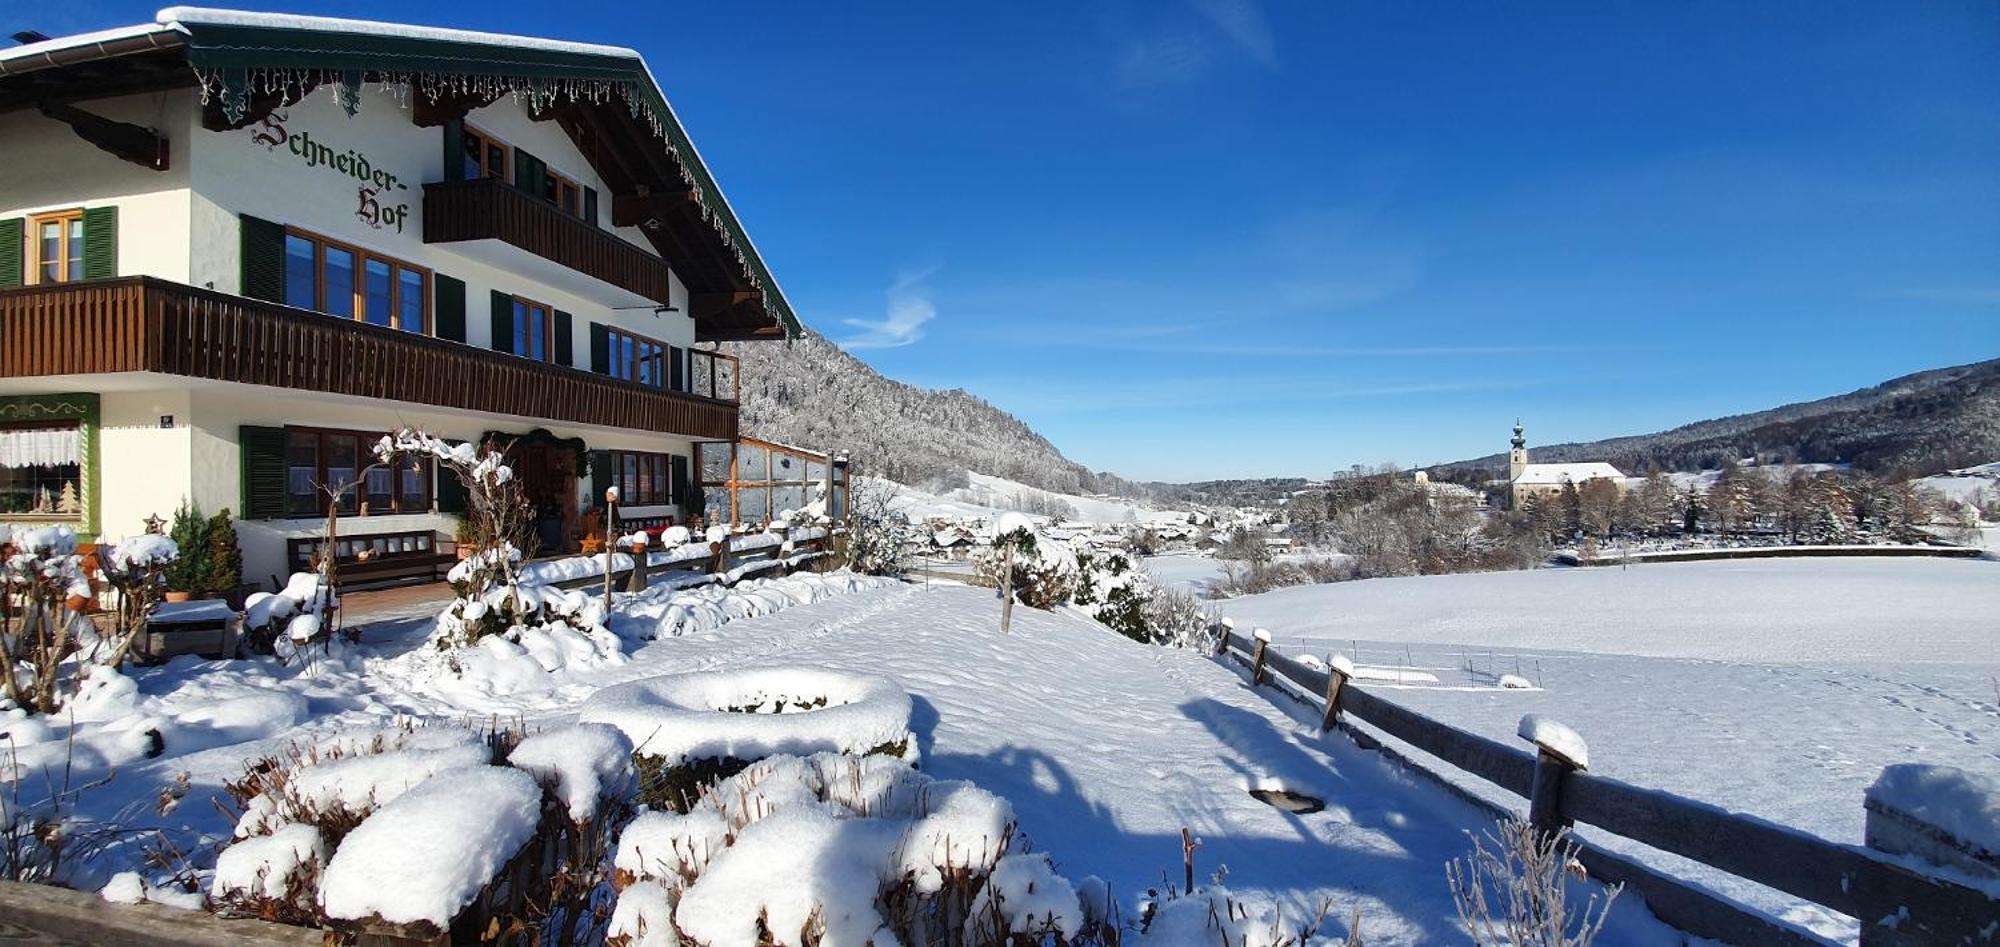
41 102 168 170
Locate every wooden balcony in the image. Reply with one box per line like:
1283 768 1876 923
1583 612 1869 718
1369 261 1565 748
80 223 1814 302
0 278 738 440
422 176 675 305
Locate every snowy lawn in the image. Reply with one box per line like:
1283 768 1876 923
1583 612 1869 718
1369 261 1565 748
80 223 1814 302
1140 553 1227 597
1216 557 2000 941
8 576 1698 945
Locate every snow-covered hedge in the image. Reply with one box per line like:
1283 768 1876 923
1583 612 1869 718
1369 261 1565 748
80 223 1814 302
582 668 916 767
608 752 1105 947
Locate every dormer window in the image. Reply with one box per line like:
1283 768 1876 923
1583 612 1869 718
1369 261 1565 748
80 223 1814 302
462 125 508 180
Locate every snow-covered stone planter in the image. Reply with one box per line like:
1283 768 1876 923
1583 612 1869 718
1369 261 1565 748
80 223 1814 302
580 667 916 811
607 752 1102 947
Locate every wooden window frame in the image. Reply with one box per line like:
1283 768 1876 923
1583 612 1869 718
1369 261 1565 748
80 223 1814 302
283 424 433 519
604 326 671 390
608 449 672 506
26 208 84 285
545 168 583 218
463 123 510 181
512 294 556 363
283 226 432 334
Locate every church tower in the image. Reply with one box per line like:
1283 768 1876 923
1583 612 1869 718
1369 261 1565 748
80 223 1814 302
1509 420 1529 482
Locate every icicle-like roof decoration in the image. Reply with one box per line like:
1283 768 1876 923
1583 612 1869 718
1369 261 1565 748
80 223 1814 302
154 7 800 338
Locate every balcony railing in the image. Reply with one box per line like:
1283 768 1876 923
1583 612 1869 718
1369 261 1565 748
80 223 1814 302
0 277 738 441
422 176 675 305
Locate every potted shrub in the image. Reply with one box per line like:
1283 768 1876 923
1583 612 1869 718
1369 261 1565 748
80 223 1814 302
161 500 213 602
452 515 476 560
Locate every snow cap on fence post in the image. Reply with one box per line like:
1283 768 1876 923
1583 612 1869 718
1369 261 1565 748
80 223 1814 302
1519 714 1587 840
1518 714 1589 770
1249 629 1270 686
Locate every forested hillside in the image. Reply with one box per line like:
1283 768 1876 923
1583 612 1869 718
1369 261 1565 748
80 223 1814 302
1436 358 2000 480
721 329 1106 493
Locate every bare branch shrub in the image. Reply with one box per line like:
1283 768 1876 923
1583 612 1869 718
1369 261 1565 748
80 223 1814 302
1446 820 1620 947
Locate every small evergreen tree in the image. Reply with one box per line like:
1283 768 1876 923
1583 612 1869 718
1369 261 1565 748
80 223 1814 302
205 508 244 598
162 500 214 595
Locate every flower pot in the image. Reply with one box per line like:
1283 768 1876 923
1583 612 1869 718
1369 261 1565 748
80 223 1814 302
164 591 193 603
456 546 473 561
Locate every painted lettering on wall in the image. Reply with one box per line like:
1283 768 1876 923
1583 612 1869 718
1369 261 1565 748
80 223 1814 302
247 111 413 233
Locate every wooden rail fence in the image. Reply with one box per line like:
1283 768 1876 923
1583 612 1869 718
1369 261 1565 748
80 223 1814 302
1217 628 1996 947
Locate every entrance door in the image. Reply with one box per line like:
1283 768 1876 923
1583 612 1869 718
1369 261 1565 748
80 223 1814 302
512 442 578 556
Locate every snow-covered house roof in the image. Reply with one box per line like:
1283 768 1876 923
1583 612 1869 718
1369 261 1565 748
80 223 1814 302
1511 462 1627 486
0 7 800 340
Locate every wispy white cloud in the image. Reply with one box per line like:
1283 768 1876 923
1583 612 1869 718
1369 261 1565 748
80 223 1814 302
1108 0 1277 89
1191 0 1276 65
838 268 939 350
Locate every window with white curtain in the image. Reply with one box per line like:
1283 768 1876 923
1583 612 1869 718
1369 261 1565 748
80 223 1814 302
0 422 82 516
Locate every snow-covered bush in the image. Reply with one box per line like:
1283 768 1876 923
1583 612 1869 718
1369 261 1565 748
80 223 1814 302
976 514 1077 610
1445 819 1620 947
214 719 638 941
581 667 915 811
242 572 343 666
1140 585 1219 652
608 752 1096 947
2 527 182 715
842 476 914 577
609 572 898 642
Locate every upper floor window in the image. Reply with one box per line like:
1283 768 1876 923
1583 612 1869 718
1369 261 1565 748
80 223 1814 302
512 295 555 362
462 125 508 181
283 228 429 333
605 327 669 389
544 169 583 218
29 210 83 285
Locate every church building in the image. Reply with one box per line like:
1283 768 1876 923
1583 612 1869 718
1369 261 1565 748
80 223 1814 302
1506 422 1627 509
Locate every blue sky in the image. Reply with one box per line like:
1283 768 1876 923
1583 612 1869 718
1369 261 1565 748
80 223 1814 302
50 1 2000 480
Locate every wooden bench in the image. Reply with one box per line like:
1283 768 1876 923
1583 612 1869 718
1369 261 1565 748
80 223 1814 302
285 530 454 590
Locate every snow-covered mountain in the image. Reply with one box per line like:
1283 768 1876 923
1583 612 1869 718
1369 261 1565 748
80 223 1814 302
721 329 1117 494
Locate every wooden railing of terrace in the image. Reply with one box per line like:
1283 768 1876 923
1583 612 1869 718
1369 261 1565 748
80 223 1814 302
422 176 676 305
0 277 738 440
1218 628 1995 947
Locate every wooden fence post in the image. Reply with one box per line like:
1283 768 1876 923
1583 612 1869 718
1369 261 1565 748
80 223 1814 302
1518 714 1587 840
1212 617 1234 657
1249 628 1270 686
625 539 648 593
998 545 1014 634
1319 653 1353 731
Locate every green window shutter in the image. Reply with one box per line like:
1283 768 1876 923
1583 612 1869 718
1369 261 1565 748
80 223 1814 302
434 273 466 342
554 309 573 366
0 217 21 288
80 206 117 280
670 455 690 507
442 119 466 182
589 322 610 374
582 187 598 227
239 215 285 303
588 450 612 506
436 439 469 514
239 425 288 520
668 345 685 391
489 290 514 354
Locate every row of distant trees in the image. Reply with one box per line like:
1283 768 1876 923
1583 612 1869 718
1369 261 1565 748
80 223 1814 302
1516 462 1968 546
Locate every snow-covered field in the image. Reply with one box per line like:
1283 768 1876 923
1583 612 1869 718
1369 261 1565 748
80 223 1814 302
1141 553 1228 597
1216 557 2000 939
8 573 1697 945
